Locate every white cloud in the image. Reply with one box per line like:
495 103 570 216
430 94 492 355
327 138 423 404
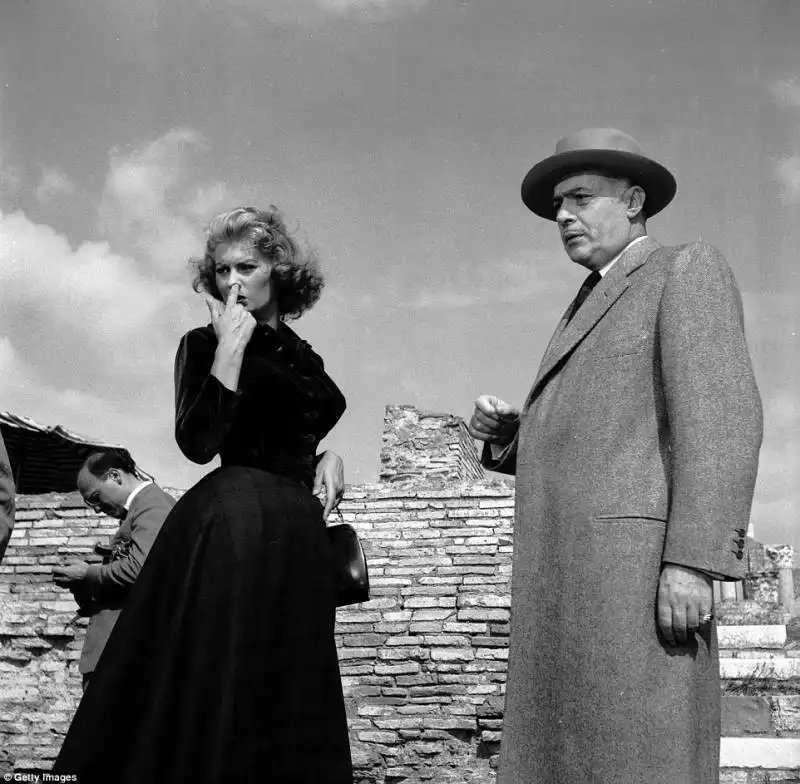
35 167 76 205
0 125 242 399
410 246 576 310
0 208 188 375
0 336 172 480
768 78 800 202
775 155 800 201
97 128 235 276
0 126 234 487
750 388 800 545
0 150 24 204
213 0 431 26
769 78 800 108
315 0 430 18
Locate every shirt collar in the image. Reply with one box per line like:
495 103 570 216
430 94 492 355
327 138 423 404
598 235 649 277
124 480 153 511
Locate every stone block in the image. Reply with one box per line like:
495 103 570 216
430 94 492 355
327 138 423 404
474 648 509 660
374 622 412 634
772 696 800 736
721 696 773 735
405 597 456 609
441 622 487 634
377 647 426 661
718 771 749 784
457 609 509 622
457 594 511 609
719 625 787 650
382 611 413 622
721 659 800 680
336 611 383 624
410 609 455 622
375 662 420 676
401 586 458 597
357 730 400 744
338 648 378 661
409 622 446 634
720 737 800 768
373 717 425 730
418 576 463 586
430 648 474 662
423 635 470 647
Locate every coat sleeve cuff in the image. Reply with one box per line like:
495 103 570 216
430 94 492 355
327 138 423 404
480 439 517 475
84 564 104 588
660 545 745 582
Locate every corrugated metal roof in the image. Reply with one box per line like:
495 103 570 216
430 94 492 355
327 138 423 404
0 412 152 495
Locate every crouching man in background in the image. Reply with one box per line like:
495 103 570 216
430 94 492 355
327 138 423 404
53 449 175 690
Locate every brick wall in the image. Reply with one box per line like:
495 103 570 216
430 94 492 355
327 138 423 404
0 492 124 769
379 406 487 485
0 405 797 782
0 480 515 779
336 481 514 783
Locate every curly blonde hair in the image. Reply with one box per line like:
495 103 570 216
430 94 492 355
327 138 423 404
190 206 324 321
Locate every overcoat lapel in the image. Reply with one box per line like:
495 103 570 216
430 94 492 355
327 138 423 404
524 238 660 409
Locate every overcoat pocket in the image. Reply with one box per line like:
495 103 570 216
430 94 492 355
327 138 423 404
592 514 667 525
594 334 648 358
588 515 668 559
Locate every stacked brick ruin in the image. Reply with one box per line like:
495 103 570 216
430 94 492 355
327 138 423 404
0 404 797 783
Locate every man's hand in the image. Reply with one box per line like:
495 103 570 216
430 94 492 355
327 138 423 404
467 395 520 447
314 450 345 521
53 560 90 588
657 563 713 646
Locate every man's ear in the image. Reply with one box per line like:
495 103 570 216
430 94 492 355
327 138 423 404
625 185 646 220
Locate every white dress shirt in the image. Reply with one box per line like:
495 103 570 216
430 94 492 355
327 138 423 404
124 480 153 511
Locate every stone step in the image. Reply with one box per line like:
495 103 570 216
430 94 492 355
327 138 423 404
720 737 800 768
720 658 800 680
718 625 787 650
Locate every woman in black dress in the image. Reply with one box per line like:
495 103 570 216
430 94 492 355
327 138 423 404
54 206 353 783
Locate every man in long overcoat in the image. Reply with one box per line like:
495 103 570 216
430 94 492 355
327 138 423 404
468 128 763 784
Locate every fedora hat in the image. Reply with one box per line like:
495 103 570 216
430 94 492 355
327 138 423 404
521 128 677 220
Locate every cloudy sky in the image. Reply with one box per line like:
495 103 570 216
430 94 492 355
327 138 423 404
0 0 798 548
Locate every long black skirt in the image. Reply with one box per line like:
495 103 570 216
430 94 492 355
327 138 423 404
54 466 353 784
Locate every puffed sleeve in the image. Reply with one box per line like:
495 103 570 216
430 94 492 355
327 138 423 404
174 328 243 464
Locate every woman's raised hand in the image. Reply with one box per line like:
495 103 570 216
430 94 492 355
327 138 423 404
206 283 256 353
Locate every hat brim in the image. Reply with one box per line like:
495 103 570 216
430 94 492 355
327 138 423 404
521 149 677 220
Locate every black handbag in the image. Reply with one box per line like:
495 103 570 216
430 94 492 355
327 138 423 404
327 523 370 607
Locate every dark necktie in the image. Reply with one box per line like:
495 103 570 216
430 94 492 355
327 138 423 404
566 271 602 323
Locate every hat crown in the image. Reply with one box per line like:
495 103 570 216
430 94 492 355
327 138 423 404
554 128 644 157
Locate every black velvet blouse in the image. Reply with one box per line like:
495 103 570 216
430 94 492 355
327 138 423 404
174 322 346 489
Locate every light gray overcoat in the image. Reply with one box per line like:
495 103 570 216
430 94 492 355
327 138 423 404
484 239 763 784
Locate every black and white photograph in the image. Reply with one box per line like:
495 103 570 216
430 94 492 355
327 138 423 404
0 1 798 782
